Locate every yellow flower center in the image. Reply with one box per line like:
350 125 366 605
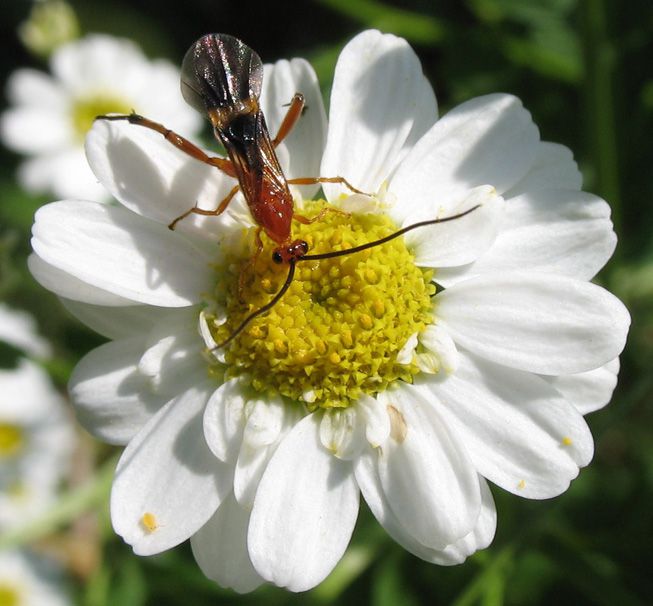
205 201 434 410
0 583 20 606
0 423 24 459
70 93 132 140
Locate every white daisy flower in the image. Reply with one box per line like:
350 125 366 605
0 307 73 529
0 550 70 606
1 33 202 202
0 304 51 359
29 30 629 593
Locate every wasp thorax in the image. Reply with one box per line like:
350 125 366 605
204 200 435 410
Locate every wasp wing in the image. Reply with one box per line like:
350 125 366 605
181 33 263 113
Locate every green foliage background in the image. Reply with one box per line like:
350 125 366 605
1 0 652 604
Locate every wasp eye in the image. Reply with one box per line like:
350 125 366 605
298 241 309 256
272 251 284 264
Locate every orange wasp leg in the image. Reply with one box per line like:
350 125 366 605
95 113 237 176
288 176 372 197
171 93 308 228
291 175 374 236
271 93 305 147
167 184 240 230
294 206 349 225
170 95 308 229
95 113 247 230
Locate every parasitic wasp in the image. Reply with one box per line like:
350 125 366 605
96 34 479 347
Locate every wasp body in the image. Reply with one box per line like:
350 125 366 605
96 34 479 346
181 34 308 262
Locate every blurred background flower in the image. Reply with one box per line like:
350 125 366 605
0 549 71 606
1 0 651 604
1 29 201 202
0 305 74 604
0 304 73 529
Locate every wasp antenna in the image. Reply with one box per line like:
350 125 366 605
299 204 482 262
213 260 297 350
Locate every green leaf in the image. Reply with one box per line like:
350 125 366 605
540 534 644 606
372 551 419 606
110 557 148 606
83 563 112 606
318 0 444 44
501 31 581 82
451 546 515 606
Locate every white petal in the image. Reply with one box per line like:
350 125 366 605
545 357 620 415
396 332 418 365
234 396 290 508
198 309 223 352
506 142 582 197
437 271 630 374
32 201 213 307
191 492 263 593
60 299 192 340
138 322 205 397
110 380 230 556
18 149 110 202
233 441 271 510
406 186 503 268
375 386 481 549
69 337 166 445
0 304 51 358
439 478 497 562
319 408 366 460
428 351 594 498
398 75 438 167
390 94 539 218
5 68 65 107
242 396 287 449
52 34 144 92
28 253 134 306
1 358 65 422
358 394 390 448
261 58 326 198
321 30 438 201
418 323 459 374
355 453 495 564
248 414 359 592
203 379 247 463
0 551 71 606
85 119 241 241
135 61 203 133
437 189 617 285
1 107 71 153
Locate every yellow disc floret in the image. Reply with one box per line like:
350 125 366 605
205 201 434 410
